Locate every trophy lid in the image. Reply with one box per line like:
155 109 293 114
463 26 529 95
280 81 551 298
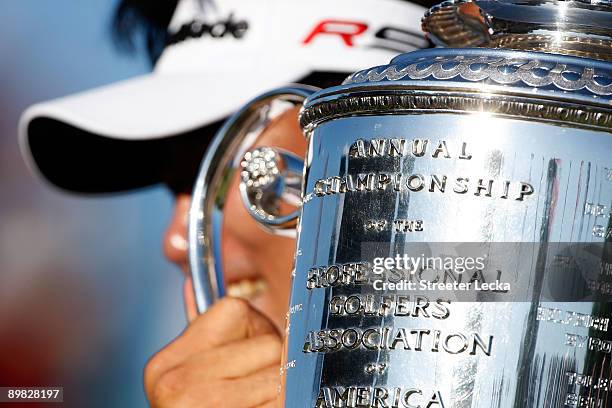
300 0 612 131
422 0 612 61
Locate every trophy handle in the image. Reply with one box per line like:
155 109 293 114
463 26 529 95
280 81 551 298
239 146 304 235
188 85 318 313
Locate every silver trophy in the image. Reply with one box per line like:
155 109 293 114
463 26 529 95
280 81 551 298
189 0 612 406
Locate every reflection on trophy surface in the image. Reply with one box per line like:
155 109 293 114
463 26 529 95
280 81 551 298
190 0 612 406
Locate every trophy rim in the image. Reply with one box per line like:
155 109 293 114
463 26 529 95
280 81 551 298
300 48 612 131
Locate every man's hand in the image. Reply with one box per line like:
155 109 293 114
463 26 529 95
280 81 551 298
145 298 282 408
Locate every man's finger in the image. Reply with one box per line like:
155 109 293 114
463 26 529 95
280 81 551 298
254 402 280 408
177 334 281 381
225 365 281 408
144 297 278 397
152 365 280 408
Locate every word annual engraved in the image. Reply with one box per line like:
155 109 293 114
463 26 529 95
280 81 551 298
304 327 493 355
329 294 450 319
316 386 445 408
349 138 472 160
314 173 534 201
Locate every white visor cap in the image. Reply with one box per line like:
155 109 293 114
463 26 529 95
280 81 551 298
20 0 429 192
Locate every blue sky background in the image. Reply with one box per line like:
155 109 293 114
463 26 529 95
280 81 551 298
0 1 186 406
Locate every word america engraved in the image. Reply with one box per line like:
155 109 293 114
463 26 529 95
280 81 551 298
316 387 446 408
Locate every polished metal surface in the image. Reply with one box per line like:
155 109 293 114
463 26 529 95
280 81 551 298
422 0 612 61
188 85 317 313
289 50 612 408
187 0 612 406
286 112 612 408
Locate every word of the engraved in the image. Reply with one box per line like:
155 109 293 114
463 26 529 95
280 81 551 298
364 362 387 375
304 327 493 355
313 173 534 201
307 263 369 289
329 295 450 319
316 387 445 408
566 372 610 391
365 219 388 232
364 219 424 233
349 138 472 161
565 393 606 408
537 307 609 332
395 219 423 232
373 279 510 293
565 333 612 353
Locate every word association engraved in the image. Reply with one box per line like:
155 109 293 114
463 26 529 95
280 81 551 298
313 139 534 201
303 327 493 355
316 387 445 408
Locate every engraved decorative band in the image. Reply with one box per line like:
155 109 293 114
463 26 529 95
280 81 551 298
343 55 612 96
299 93 612 130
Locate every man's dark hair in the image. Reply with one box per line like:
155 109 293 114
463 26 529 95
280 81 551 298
113 0 180 65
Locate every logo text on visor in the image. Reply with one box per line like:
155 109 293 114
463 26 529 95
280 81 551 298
166 13 249 46
303 20 369 46
303 19 428 53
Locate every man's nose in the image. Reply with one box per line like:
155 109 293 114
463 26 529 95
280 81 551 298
163 194 191 268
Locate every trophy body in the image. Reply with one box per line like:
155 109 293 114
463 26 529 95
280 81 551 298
188 1 612 407
285 49 612 408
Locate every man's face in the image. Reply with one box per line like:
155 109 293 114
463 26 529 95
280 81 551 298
162 107 306 329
